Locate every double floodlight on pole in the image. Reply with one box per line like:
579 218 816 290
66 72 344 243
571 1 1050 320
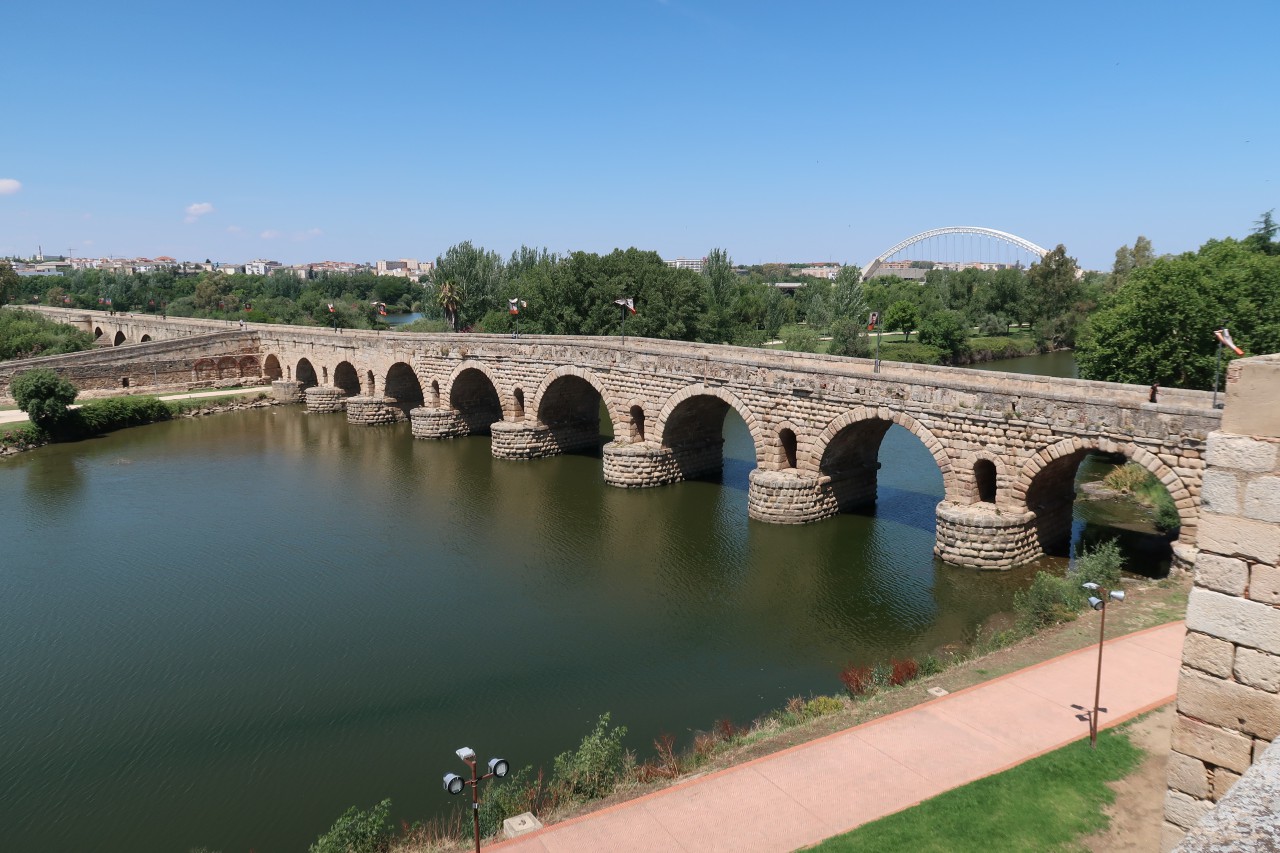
1081 582 1125 749
442 746 510 853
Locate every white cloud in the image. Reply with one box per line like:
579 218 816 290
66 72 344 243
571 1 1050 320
0 178 22 195
260 229 282 240
184 201 215 223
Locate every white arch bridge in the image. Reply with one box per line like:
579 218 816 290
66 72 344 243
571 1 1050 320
862 226 1051 281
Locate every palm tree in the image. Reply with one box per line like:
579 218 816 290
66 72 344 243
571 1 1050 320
436 277 462 331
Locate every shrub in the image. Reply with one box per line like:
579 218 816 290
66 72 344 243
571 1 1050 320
828 317 870 358
715 718 740 741
878 342 942 365
781 325 820 353
1014 571 1083 632
10 368 78 430
1154 494 1182 532
309 798 392 853
803 695 843 718
840 664 874 697
1102 462 1151 494
977 313 1008 336
889 658 919 686
1073 539 1124 588
477 766 565 839
73 396 172 434
918 654 944 677
552 712 628 801
918 310 971 362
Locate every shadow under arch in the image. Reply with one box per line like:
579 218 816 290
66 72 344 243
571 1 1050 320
263 355 283 381
653 384 764 481
1013 436 1194 560
530 366 620 455
810 408 955 515
383 362 425 412
333 361 360 396
446 361 503 435
295 358 319 390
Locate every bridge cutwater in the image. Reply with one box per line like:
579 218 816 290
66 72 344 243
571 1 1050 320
14 307 1220 571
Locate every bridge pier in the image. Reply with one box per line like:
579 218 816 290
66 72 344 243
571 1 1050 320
271 380 304 403
345 396 405 426
601 438 725 487
490 419 600 460
747 470 837 523
304 386 347 413
933 501 1039 569
409 407 469 439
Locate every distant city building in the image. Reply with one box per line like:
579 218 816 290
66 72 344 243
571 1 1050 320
771 282 805 292
375 258 432 278
664 257 707 273
796 263 842 280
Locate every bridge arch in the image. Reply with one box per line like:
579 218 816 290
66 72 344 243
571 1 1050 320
193 358 217 381
530 365 621 436
1011 436 1196 555
239 356 260 377
445 360 503 434
862 226 1050 280
811 408 956 505
654 384 764 468
263 355 283 381
296 358 318 389
383 362 424 409
333 362 361 396
113 330 126 346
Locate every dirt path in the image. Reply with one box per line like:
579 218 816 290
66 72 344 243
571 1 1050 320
1084 703 1175 852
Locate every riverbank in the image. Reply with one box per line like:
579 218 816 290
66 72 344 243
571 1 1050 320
370 572 1190 852
0 388 279 457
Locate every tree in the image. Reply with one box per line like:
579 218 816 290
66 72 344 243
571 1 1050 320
831 266 867 321
918 310 970 363
0 260 19 305
1077 238 1280 388
828 317 869 358
1026 244 1082 347
10 368 78 431
1245 209 1278 256
702 247 738 343
435 277 462 331
883 299 919 342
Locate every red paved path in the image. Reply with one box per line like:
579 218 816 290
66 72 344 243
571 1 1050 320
493 621 1185 852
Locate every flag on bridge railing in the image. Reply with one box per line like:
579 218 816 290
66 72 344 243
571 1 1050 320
613 297 637 315
327 303 335 313
1215 328 1244 356
508 298 520 315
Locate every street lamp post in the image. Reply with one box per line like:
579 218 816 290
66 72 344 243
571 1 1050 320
443 747 509 853
1082 582 1125 749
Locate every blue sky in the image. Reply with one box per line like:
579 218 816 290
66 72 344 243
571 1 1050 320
2 1 1276 270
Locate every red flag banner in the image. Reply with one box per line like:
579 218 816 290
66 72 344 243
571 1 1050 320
508 298 520 315
327 303 335 313
613 297 637 315
1215 328 1244 356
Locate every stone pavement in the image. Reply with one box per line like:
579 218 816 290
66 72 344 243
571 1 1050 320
493 621 1186 853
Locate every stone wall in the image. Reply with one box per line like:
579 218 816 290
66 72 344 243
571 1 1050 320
1164 354 1280 850
0 331 262 402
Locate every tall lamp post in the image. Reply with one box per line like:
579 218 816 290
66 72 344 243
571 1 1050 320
443 747 509 853
1082 582 1124 749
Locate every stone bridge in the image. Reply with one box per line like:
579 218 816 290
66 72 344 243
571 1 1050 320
27 307 1223 570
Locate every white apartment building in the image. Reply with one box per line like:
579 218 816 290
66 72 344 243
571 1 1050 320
664 257 706 272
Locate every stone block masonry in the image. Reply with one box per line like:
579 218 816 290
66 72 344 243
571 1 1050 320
20 307 1228 574
1165 354 1280 850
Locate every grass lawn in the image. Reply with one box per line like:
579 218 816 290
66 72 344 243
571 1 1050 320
812 726 1143 852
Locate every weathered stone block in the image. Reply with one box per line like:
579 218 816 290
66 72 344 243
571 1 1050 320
1171 716 1254 773
1199 470 1241 515
1205 432 1278 473
1193 553 1248 596
1251 564 1280 605
1234 647 1280 693
1176 668 1280 740
1164 788 1214 829
1166 750 1211 798
1185 587 1280 656
1161 821 1185 853
1183 631 1235 678
1197 512 1280 564
1210 766 1241 801
1243 476 1280 523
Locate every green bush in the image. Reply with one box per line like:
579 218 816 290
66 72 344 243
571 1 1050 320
552 712 629 801
0 307 94 360
1074 539 1124 588
918 310 971 362
977 313 1008 336
10 368 78 430
73 396 173 434
828 317 870 358
803 695 844 718
879 342 942 365
1014 572 1084 632
309 798 392 853
1154 494 1182 533
780 324 820 353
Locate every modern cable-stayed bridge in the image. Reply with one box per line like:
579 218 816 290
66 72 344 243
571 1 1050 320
861 226 1051 281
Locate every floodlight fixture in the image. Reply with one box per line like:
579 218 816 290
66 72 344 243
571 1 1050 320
443 773 465 795
1109 590 1125 602
1081 582 1100 591
456 747 476 762
442 745 511 853
488 758 510 778
1089 596 1104 611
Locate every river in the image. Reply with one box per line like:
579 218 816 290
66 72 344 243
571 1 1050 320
0 349 1164 851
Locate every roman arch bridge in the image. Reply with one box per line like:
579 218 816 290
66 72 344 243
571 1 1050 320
31 308 1221 571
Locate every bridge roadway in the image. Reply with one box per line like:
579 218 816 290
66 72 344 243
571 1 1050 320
30 308 1222 570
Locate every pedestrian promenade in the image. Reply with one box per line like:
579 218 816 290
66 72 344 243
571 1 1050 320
494 621 1185 852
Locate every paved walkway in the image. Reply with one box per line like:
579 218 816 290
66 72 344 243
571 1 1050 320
0 387 267 424
494 621 1186 852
